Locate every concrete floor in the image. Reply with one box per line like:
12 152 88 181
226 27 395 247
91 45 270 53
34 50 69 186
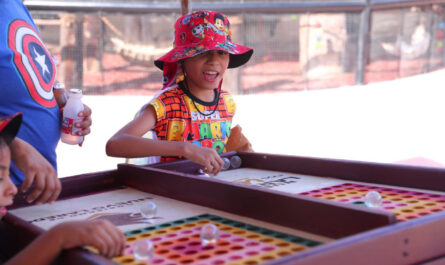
56 68 445 178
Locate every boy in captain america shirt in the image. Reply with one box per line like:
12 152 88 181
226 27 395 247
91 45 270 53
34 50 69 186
0 0 92 204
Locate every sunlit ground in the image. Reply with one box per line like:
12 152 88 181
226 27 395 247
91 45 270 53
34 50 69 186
56 68 445 178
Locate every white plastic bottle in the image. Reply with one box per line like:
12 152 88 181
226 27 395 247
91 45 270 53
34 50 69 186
61 88 84 145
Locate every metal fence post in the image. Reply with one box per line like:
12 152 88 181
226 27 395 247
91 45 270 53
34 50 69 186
356 0 371 85
181 0 190 15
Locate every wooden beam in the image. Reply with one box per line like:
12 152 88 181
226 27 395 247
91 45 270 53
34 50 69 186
181 0 190 15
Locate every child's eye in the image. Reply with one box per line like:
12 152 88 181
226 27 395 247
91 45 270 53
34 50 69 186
218 50 228 56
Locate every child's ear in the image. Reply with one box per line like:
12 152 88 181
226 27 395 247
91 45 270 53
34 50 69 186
176 63 185 84
179 61 186 75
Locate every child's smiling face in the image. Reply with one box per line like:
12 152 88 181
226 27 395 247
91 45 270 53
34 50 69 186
0 143 17 219
183 50 230 94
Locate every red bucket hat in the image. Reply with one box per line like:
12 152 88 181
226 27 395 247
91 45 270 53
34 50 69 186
155 10 253 88
0 113 22 145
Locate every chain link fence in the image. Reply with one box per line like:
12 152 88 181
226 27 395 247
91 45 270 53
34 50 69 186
27 1 445 95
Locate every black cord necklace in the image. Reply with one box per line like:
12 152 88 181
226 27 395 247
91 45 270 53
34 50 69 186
181 80 220 117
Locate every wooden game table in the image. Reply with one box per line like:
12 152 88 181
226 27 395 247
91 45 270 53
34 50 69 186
1 152 445 265
135 151 445 264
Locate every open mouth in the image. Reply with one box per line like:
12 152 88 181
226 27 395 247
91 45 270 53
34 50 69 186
203 71 219 82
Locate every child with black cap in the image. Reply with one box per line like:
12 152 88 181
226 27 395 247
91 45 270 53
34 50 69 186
0 113 125 265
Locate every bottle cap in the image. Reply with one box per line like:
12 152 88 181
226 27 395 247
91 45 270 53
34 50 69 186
53 82 65 90
69 88 82 94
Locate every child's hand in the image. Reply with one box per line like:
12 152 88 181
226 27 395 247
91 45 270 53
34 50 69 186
226 125 253 152
182 143 224 175
12 138 61 205
51 220 125 258
75 104 92 146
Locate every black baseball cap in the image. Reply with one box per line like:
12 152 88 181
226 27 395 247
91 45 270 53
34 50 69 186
0 113 22 145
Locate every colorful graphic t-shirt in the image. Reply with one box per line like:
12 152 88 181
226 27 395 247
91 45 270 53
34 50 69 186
149 83 236 162
0 0 60 184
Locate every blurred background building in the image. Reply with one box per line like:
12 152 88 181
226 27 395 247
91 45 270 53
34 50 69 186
21 0 445 176
25 0 445 96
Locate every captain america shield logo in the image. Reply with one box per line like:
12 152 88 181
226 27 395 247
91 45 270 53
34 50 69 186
8 19 56 108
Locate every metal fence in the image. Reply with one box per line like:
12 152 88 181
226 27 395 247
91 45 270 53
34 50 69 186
25 0 445 95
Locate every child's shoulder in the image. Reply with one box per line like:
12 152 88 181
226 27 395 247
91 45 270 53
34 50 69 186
219 89 235 99
151 84 184 102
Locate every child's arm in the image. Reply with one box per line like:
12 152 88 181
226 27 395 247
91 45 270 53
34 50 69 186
5 220 125 265
106 106 224 175
10 137 61 205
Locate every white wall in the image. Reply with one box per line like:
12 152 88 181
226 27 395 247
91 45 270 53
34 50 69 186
56 69 445 177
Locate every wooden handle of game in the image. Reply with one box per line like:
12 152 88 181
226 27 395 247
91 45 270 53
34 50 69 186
226 125 253 152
